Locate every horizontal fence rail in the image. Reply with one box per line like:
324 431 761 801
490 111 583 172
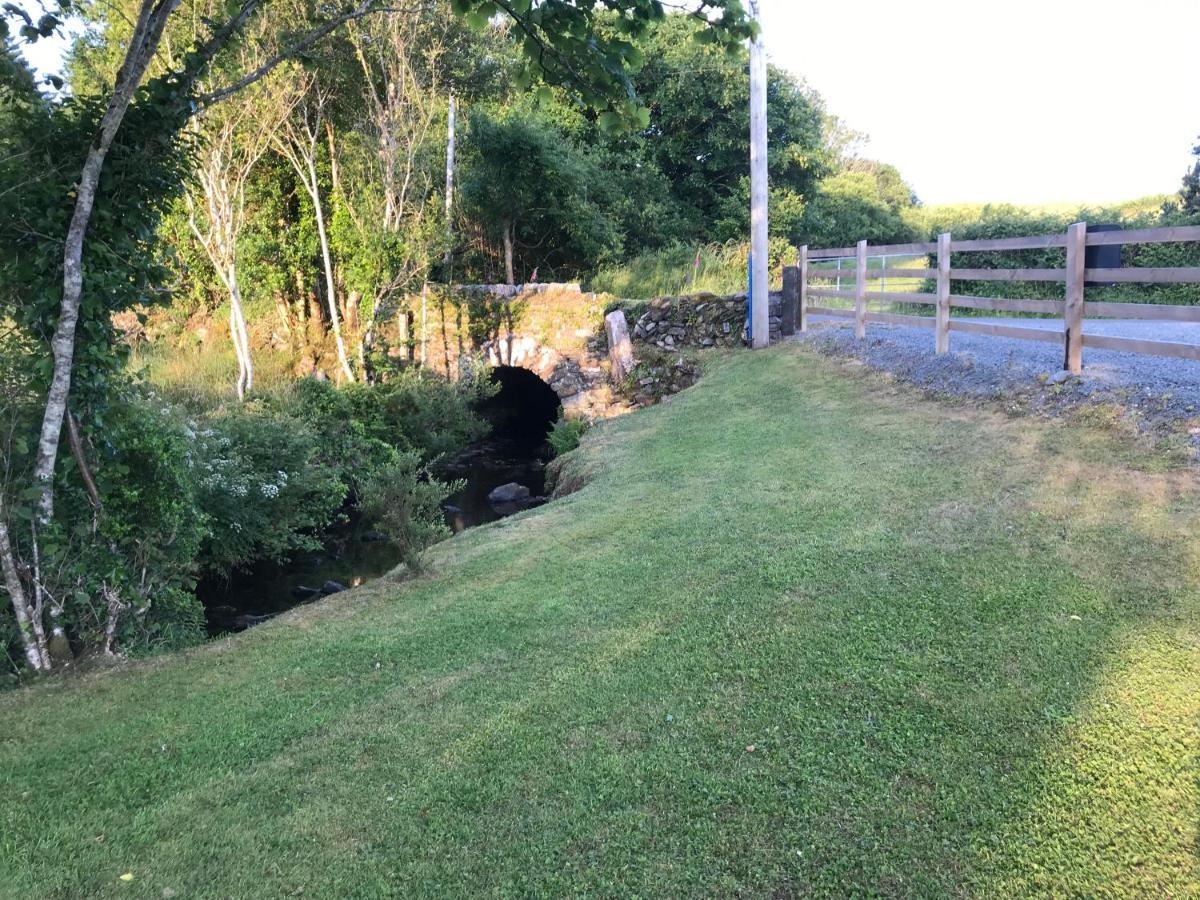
787 222 1200 373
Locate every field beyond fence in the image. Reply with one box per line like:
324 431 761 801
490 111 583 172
789 224 1200 373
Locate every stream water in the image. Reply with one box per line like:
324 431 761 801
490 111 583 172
199 365 559 635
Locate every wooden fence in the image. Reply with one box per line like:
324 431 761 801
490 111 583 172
788 223 1200 373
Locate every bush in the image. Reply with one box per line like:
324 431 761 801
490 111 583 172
279 368 493 471
547 413 589 457
589 239 794 300
359 452 462 573
189 408 345 577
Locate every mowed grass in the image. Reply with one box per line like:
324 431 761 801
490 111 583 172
2 346 1199 897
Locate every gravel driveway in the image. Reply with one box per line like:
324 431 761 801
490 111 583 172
795 315 1200 452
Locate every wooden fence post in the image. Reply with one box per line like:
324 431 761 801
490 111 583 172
935 232 951 354
855 239 867 339
798 245 809 333
780 265 798 337
1064 221 1086 374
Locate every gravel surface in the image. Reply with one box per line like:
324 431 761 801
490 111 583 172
795 316 1200 454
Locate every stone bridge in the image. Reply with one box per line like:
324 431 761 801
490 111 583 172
405 284 625 418
399 282 789 417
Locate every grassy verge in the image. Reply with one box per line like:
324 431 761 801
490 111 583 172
588 240 792 299
2 346 1198 897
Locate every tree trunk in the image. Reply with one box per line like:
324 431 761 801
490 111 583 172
228 264 253 398
308 156 356 383
101 582 127 657
503 220 515 286
0 497 48 671
33 0 182 526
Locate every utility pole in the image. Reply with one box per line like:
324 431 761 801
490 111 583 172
443 94 457 274
748 0 769 349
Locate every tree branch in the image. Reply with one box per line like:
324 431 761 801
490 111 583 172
195 2 428 107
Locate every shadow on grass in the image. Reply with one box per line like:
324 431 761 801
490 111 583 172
1 346 1197 897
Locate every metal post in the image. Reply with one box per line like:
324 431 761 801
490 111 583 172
935 232 951 354
854 240 867 339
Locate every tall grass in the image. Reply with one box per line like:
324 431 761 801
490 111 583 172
589 239 795 299
131 343 298 411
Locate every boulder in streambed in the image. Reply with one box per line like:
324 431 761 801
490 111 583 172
488 482 532 505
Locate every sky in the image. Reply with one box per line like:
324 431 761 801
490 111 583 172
16 0 1199 208
759 0 1199 206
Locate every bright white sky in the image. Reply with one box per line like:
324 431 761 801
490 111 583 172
759 0 1199 206
19 1 1199 207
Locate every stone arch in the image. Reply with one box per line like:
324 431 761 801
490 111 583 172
480 333 618 418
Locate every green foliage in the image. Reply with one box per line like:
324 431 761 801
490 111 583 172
589 238 794 299
546 411 588 456
457 0 753 130
797 162 919 248
188 407 345 577
460 105 623 281
1179 136 1200 216
280 368 493 467
623 14 829 246
359 451 460 572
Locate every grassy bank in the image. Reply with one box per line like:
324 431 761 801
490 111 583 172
2 346 1198 897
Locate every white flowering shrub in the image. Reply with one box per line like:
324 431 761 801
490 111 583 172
189 410 343 576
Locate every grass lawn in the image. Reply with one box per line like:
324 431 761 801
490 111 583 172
2 345 1198 897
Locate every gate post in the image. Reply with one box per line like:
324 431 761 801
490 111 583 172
935 232 951 354
854 239 868 339
1064 222 1087 374
781 265 799 337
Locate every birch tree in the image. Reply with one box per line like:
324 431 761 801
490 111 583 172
186 72 295 399
273 76 357 383
341 12 443 375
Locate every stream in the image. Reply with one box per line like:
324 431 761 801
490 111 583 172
200 365 559 636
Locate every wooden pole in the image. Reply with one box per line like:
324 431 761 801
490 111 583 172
798 245 809 333
748 0 769 348
1064 221 1086 374
854 239 867 339
935 231 951 354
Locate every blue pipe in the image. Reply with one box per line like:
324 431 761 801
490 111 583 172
746 251 753 343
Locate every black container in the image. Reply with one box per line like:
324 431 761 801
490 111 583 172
1084 223 1122 287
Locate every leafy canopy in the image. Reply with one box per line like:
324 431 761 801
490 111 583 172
454 0 754 129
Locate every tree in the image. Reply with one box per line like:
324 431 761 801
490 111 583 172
0 0 753 670
272 74 357 383
623 13 829 245
797 162 919 249
461 106 621 284
337 11 446 376
1180 136 1200 216
186 65 294 399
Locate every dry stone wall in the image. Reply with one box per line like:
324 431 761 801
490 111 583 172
632 292 783 350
